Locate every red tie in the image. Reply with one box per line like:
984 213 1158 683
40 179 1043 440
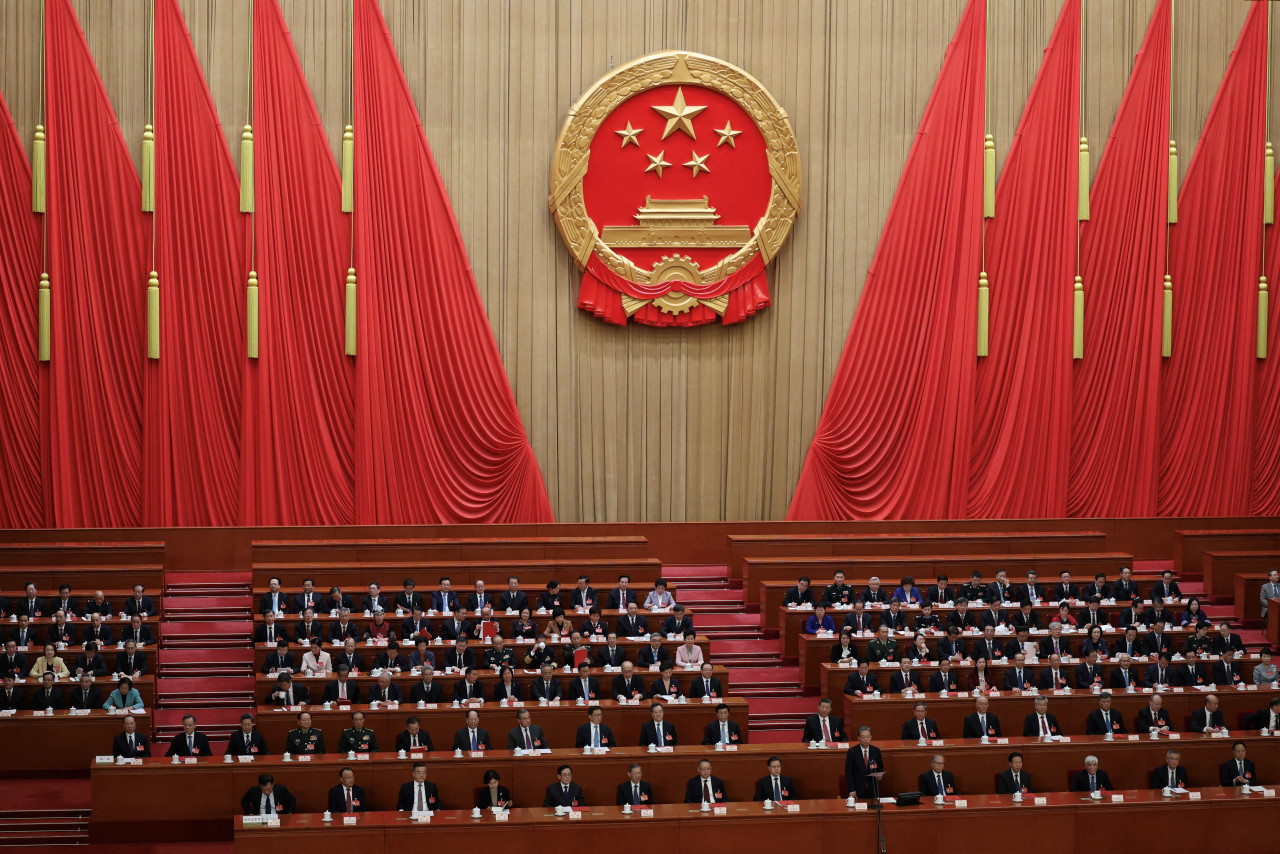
346 788 353 812
703 780 713 803
822 718 832 742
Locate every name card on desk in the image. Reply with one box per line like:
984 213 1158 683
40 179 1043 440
568 810 582 820
953 800 967 809
495 812 509 821
355 754 370 761
0 710 14 717
996 738 1009 745
930 740 944 747
1263 789 1276 798
783 805 799 813
1059 737 1071 743
1127 735 1140 742
94 755 115 764
854 802 868 811
1034 797 1047 805
1167 733 1181 740
70 709 91 716
1188 792 1201 800
242 816 266 825
237 755 255 762
640 809 654 817
182 757 197 764
343 816 357 825
410 753 424 760
1111 795 1124 803
297 755 312 762
724 744 738 751
338 706 351 712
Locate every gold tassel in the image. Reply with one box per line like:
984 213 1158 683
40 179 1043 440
344 268 357 356
146 271 160 360
240 125 254 213
1078 137 1090 221
247 270 259 359
32 126 46 213
37 273 50 362
141 125 155 212
341 125 354 213
977 271 990 357
1167 140 1178 224
1161 274 1173 358
1073 276 1085 360
1261 276 1270 360
983 134 995 218
1266 143 1275 226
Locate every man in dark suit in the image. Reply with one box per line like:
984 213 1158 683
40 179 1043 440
226 714 270 756
267 672 310 706
575 706 616 749
1022 696 1061 738
360 583 390 615
978 603 1008 631
409 669 443 703
926 576 954 605
971 627 1002 663
782 577 815 607
595 634 628 668
81 614 113 647
396 763 440 812
396 717 434 752
637 637 671 668
292 580 323 614
1190 694 1227 733
1214 656 1246 688
1002 655 1034 692
1069 756 1113 792
259 578 290 615
544 765 585 807
1136 694 1172 734
846 661 882 696
497 577 528 613
395 580 425 614
996 752 1032 794
660 605 694 637
962 696 1002 739
1150 751 1189 789
1052 572 1078 603
429 578 460 613
888 658 921 694
292 609 323 646
326 611 359 644
1038 625 1071 660
901 702 939 741
370 672 404 704
1074 651 1105 690
842 602 875 634
45 614 75 647
1212 622 1245 657
166 715 213 757
927 660 960 693
124 585 155 618
1144 653 1175 688
241 774 295 815
1174 651 1208 688
531 663 563 701
752 756 795 801
30 672 64 710
463 582 491 613
845 726 885 798
688 663 723 699
261 639 297 676
1 641 28 679
1082 574 1111 602
1085 692 1127 736
15 583 44 620
442 636 475 671
615 603 649 638
1115 627 1144 659
451 710 491 751
114 641 146 678
67 673 102 710
328 767 367 813
254 612 289 646
936 628 966 661
401 608 433 643
1111 567 1137 603
107 715 150 760
75 642 109 677
1152 571 1183 602
616 763 654 806
508 708 549 750
438 613 471 642
1220 742 1257 787
1109 654 1140 691
0 673 24 711
570 576 598 610
1037 654 1073 690
702 703 744 746
986 570 1014 605
639 702 678 747
567 663 601 702
451 668 485 703
606 576 638 611
918 754 956 797
79 590 111 618
121 616 155 647
801 698 846 743
612 661 647 702
684 759 727 804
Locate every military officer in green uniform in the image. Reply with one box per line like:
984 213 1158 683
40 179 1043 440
285 711 326 754
339 711 380 753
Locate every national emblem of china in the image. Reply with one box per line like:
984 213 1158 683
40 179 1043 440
548 51 800 327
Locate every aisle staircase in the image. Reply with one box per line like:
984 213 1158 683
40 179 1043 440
0 809 90 847
153 572 255 749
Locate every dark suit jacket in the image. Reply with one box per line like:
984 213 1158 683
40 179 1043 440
606 588 638 610
361 594 391 614
261 652 297 675
394 591 425 612
575 722 616 748
660 616 694 636
996 769 1033 794
1146 632 1174 657
114 650 147 676
1003 669 1035 691
1149 765 1189 789
801 714 846 743
241 784 296 815
112 730 151 757
497 591 529 612
962 713 1002 738
292 592 324 613
1220 758 1257 787
612 675 646 701
918 770 956 797
570 588 599 609
1174 664 1207 687
253 624 290 645
1074 664 1104 688
637 646 672 667
264 682 310 706
753 774 795 801
225 730 270 756
842 612 875 633
927 671 960 693
1189 707 1226 732
430 591 460 613
370 683 404 703
1037 668 1073 689
1144 664 1175 688
0 687 24 710
688 677 723 699
124 597 155 617
400 618 433 641
568 677 602 701
122 625 156 646
901 717 939 741
616 779 654 805
1037 636 1072 659
396 780 440 812
888 671 921 693
1214 661 1245 686
328 784 368 813
531 678 563 701
684 775 727 803
408 681 442 703
649 678 682 699
507 725 548 750
846 672 882 695
595 646 628 668
1069 769 1113 792
845 743 885 797
259 592 291 615
165 732 213 757
1 652 29 677
1052 583 1079 601
1085 708 1127 735
29 686 63 709
1022 712 1061 737
701 719 743 746
450 680 484 702
451 727 492 751
615 616 649 637
395 729 435 752
327 622 360 643
1109 668 1140 690
67 686 102 710
492 681 522 702
544 781 585 807
639 720 678 747
81 625 113 646
322 680 361 704
1135 707 1171 732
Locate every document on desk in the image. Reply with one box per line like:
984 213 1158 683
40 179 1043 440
1171 788 1189 794
878 798 896 804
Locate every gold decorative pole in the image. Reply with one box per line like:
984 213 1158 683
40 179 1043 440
32 126 46 213
1266 142 1275 225
1167 141 1178 224
983 133 996 218
341 125 354 213
1078 138 1090 220
141 125 155 212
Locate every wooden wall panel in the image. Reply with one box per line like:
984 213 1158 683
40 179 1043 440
0 0 1270 522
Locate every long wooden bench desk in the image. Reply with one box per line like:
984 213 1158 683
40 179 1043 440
252 559 666 589
0 540 165 568
251 536 650 565
743 553 1136 606
1234 571 1278 627
1175 529 1280 587
0 709 152 773
230 791 1280 854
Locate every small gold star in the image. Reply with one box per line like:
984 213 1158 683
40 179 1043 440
715 121 742 148
683 151 710 177
645 151 672 178
652 87 707 140
616 122 642 147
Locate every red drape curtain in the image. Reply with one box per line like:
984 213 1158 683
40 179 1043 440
144 0 245 526
0 91 42 527
1158 2 1267 517
1067 0 1170 518
350 0 553 523
967 0 1079 518
240 0 355 526
1255 165 1280 513
787 0 985 521
44 0 148 527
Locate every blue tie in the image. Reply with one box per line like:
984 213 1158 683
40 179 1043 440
471 730 478 751
774 778 781 802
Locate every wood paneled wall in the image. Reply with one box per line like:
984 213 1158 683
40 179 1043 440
0 0 1272 522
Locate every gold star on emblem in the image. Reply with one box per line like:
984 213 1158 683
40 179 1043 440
652 87 707 140
616 122 642 147
715 121 742 148
683 151 710 177
645 151 672 178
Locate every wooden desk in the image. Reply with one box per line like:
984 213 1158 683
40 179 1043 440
0 540 164 568
842 686 1280 741
250 536 650 566
1233 569 1279 626
252 558 666 589
252 697 750 756
743 553 1134 606
234 790 1280 854
0 709 151 773
251 607 691 639
1174 529 1280 586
